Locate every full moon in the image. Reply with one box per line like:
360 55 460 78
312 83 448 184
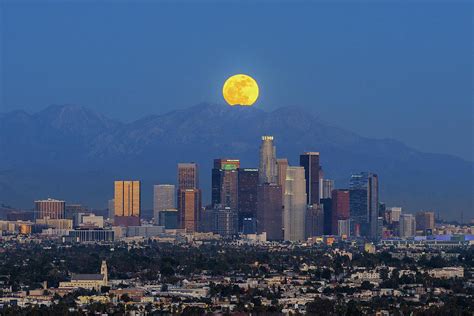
222 74 259 106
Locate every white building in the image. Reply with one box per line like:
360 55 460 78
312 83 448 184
283 167 307 241
350 270 381 283
153 184 175 224
80 214 104 228
399 213 416 238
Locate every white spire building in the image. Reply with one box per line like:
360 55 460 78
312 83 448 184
259 136 277 184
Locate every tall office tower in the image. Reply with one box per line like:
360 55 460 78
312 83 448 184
178 163 199 190
415 211 435 233
320 198 333 234
153 184 175 223
283 167 307 241
35 198 66 220
331 189 350 235
256 183 283 240
305 204 324 238
237 168 259 230
177 188 201 233
349 172 379 238
259 136 277 184
319 179 335 199
153 185 175 211
299 152 320 205
216 207 239 237
108 199 115 220
177 163 200 232
114 181 141 227
399 214 416 238
276 158 288 198
388 207 402 223
211 159 240 209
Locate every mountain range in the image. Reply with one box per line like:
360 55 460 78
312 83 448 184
0 103 472 220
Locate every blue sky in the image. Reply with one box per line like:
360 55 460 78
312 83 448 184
1 1 472 161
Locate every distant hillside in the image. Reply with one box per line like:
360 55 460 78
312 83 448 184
0 103 472 220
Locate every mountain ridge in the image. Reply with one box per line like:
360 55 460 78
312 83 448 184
0 103 472 220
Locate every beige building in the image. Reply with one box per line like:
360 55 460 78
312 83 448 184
153 184 176 224
80 214 104 228
35 198 65 220
0 221 33 234
399 214 416 238
114 181 140 226
59 261 108 290
35 218 73 230
428 267 464 279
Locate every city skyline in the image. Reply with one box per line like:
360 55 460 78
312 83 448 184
2 127 471 224
0 1 472 314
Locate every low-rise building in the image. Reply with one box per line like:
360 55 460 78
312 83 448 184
428 267 464 279
59 261 108 290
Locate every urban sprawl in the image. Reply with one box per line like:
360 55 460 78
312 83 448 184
0 136 472 315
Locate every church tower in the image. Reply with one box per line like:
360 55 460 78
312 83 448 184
101 260 108 286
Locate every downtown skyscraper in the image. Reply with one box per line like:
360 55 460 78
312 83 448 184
177 188 201 233
237 168 259 232
283 166 307 241
259 136 277 184
256 183 283 241
177 163 201 232
211 159 240 210
257 136 283 240
153 184 175 224
349 172 379 238
331 189 350 235
114 180 141 227
178 163 199 189
299 152 320 205
153 185 175 211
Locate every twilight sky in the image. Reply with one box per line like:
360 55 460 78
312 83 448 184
1 1 472 161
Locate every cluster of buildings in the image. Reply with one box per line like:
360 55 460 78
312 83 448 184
105 135 441 242
0 242 471 314
0 136 470 244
